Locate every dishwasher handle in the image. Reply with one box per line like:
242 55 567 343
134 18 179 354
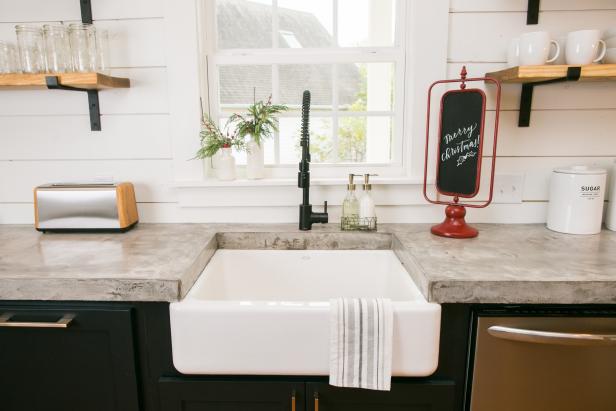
488 325 616 347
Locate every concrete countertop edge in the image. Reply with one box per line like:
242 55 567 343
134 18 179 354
2 223 615 304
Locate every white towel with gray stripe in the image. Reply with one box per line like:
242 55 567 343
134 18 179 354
329 298 393 391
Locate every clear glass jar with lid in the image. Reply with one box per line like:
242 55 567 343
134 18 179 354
15 25 45 73
43 24 72 73
69 23 97 72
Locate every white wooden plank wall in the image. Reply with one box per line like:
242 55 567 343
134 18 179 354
1 0 615 224
0 0 176 224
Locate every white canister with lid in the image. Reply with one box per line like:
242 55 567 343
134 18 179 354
606 161 616 231
547 165 606 234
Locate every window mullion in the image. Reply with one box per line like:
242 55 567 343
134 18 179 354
331 63 339 163
272 63 280 165
272 0 279 49
333 0 339 47
331 0 339 164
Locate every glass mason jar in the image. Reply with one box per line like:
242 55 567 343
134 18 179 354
43 24 72 73
95 29 110 74
69 23 97 72
0 41 20 74
15 25 45 73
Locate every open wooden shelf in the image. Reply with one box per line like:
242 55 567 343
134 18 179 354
486 64 616 127
0 72 130 90
486 64 616 83
0 72 130 131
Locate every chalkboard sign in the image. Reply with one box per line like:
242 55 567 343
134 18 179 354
436 89 486 197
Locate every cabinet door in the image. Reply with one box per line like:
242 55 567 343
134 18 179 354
306 381 455 411
0 305 139 411
159 378 304 411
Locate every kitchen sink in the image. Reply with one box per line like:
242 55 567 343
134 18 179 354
170 248 441 376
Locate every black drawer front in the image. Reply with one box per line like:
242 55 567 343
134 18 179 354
159 378 455 411
307 381 455 411
159 378 305 411
0 304 139 411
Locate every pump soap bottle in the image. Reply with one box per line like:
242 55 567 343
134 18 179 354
341 174 359 230
359 174 377 230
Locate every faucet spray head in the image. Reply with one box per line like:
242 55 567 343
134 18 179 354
301 90 311 142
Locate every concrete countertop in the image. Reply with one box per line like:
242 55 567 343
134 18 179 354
0 223 615 304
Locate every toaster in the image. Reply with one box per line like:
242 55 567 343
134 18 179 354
34 182 139 232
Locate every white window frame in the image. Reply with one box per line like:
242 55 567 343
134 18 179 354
199 0 410 178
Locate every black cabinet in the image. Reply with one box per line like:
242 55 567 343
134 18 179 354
307 381 455 411
0 303 139 411
0 301 467 411
159 378 304 411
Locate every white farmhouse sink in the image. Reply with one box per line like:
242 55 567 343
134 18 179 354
170 249 441 376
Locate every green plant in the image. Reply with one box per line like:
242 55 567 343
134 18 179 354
194 115 245 159
229 95 288 147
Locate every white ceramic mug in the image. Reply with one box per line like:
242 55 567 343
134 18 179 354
566 29 607 65
518 31 560 65
507 38 519 66
552 36 567 65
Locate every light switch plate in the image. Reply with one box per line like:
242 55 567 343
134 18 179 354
493 174 524 203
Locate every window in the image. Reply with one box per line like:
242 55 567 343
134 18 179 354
204 0 406 175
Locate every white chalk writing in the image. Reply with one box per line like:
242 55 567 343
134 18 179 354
441 123 479 167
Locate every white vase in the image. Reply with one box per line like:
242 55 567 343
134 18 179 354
215 147 236 181
246 139 265 179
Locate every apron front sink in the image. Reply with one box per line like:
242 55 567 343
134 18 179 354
170 248 441 376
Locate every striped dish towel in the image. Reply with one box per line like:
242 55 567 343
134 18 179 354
329 298 393 391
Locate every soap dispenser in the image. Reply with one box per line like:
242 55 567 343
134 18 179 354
341 174 360 230
359 174 377 230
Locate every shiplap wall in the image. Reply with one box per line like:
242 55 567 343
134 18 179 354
1 0 614 224
0 0 181 224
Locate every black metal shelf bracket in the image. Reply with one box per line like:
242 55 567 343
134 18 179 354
518 66 581 127
80 0 93 24
527 0 540 24
41 1 101 131
46 76 101 131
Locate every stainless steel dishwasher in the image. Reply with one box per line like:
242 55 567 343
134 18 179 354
469 313 616 411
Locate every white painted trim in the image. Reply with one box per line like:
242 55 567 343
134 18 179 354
164 0 205 181
203 0 409 172
406 0 450 179
180 0 451 195
212 48 404 62
174 176 425 188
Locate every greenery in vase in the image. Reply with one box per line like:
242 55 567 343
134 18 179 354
194 115 245 159
229 95 288 147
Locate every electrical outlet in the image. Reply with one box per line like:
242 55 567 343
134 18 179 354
493 174 524 204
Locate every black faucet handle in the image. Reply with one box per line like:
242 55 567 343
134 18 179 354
323 201 327 213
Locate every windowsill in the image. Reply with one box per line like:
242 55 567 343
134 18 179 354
174 176 426 188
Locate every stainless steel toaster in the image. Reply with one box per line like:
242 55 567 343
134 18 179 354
34 182 139 232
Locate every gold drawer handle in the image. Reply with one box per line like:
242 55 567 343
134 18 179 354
314 392 319 411
0 313 74 328
291 390 296 411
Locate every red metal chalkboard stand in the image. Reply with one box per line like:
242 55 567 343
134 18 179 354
423 67 502 238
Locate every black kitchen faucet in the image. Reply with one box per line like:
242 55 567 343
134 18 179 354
298 90 328 230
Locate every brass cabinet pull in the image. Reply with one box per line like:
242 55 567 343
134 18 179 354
0 313 74 328
314 392 319 411
291 390 296 411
